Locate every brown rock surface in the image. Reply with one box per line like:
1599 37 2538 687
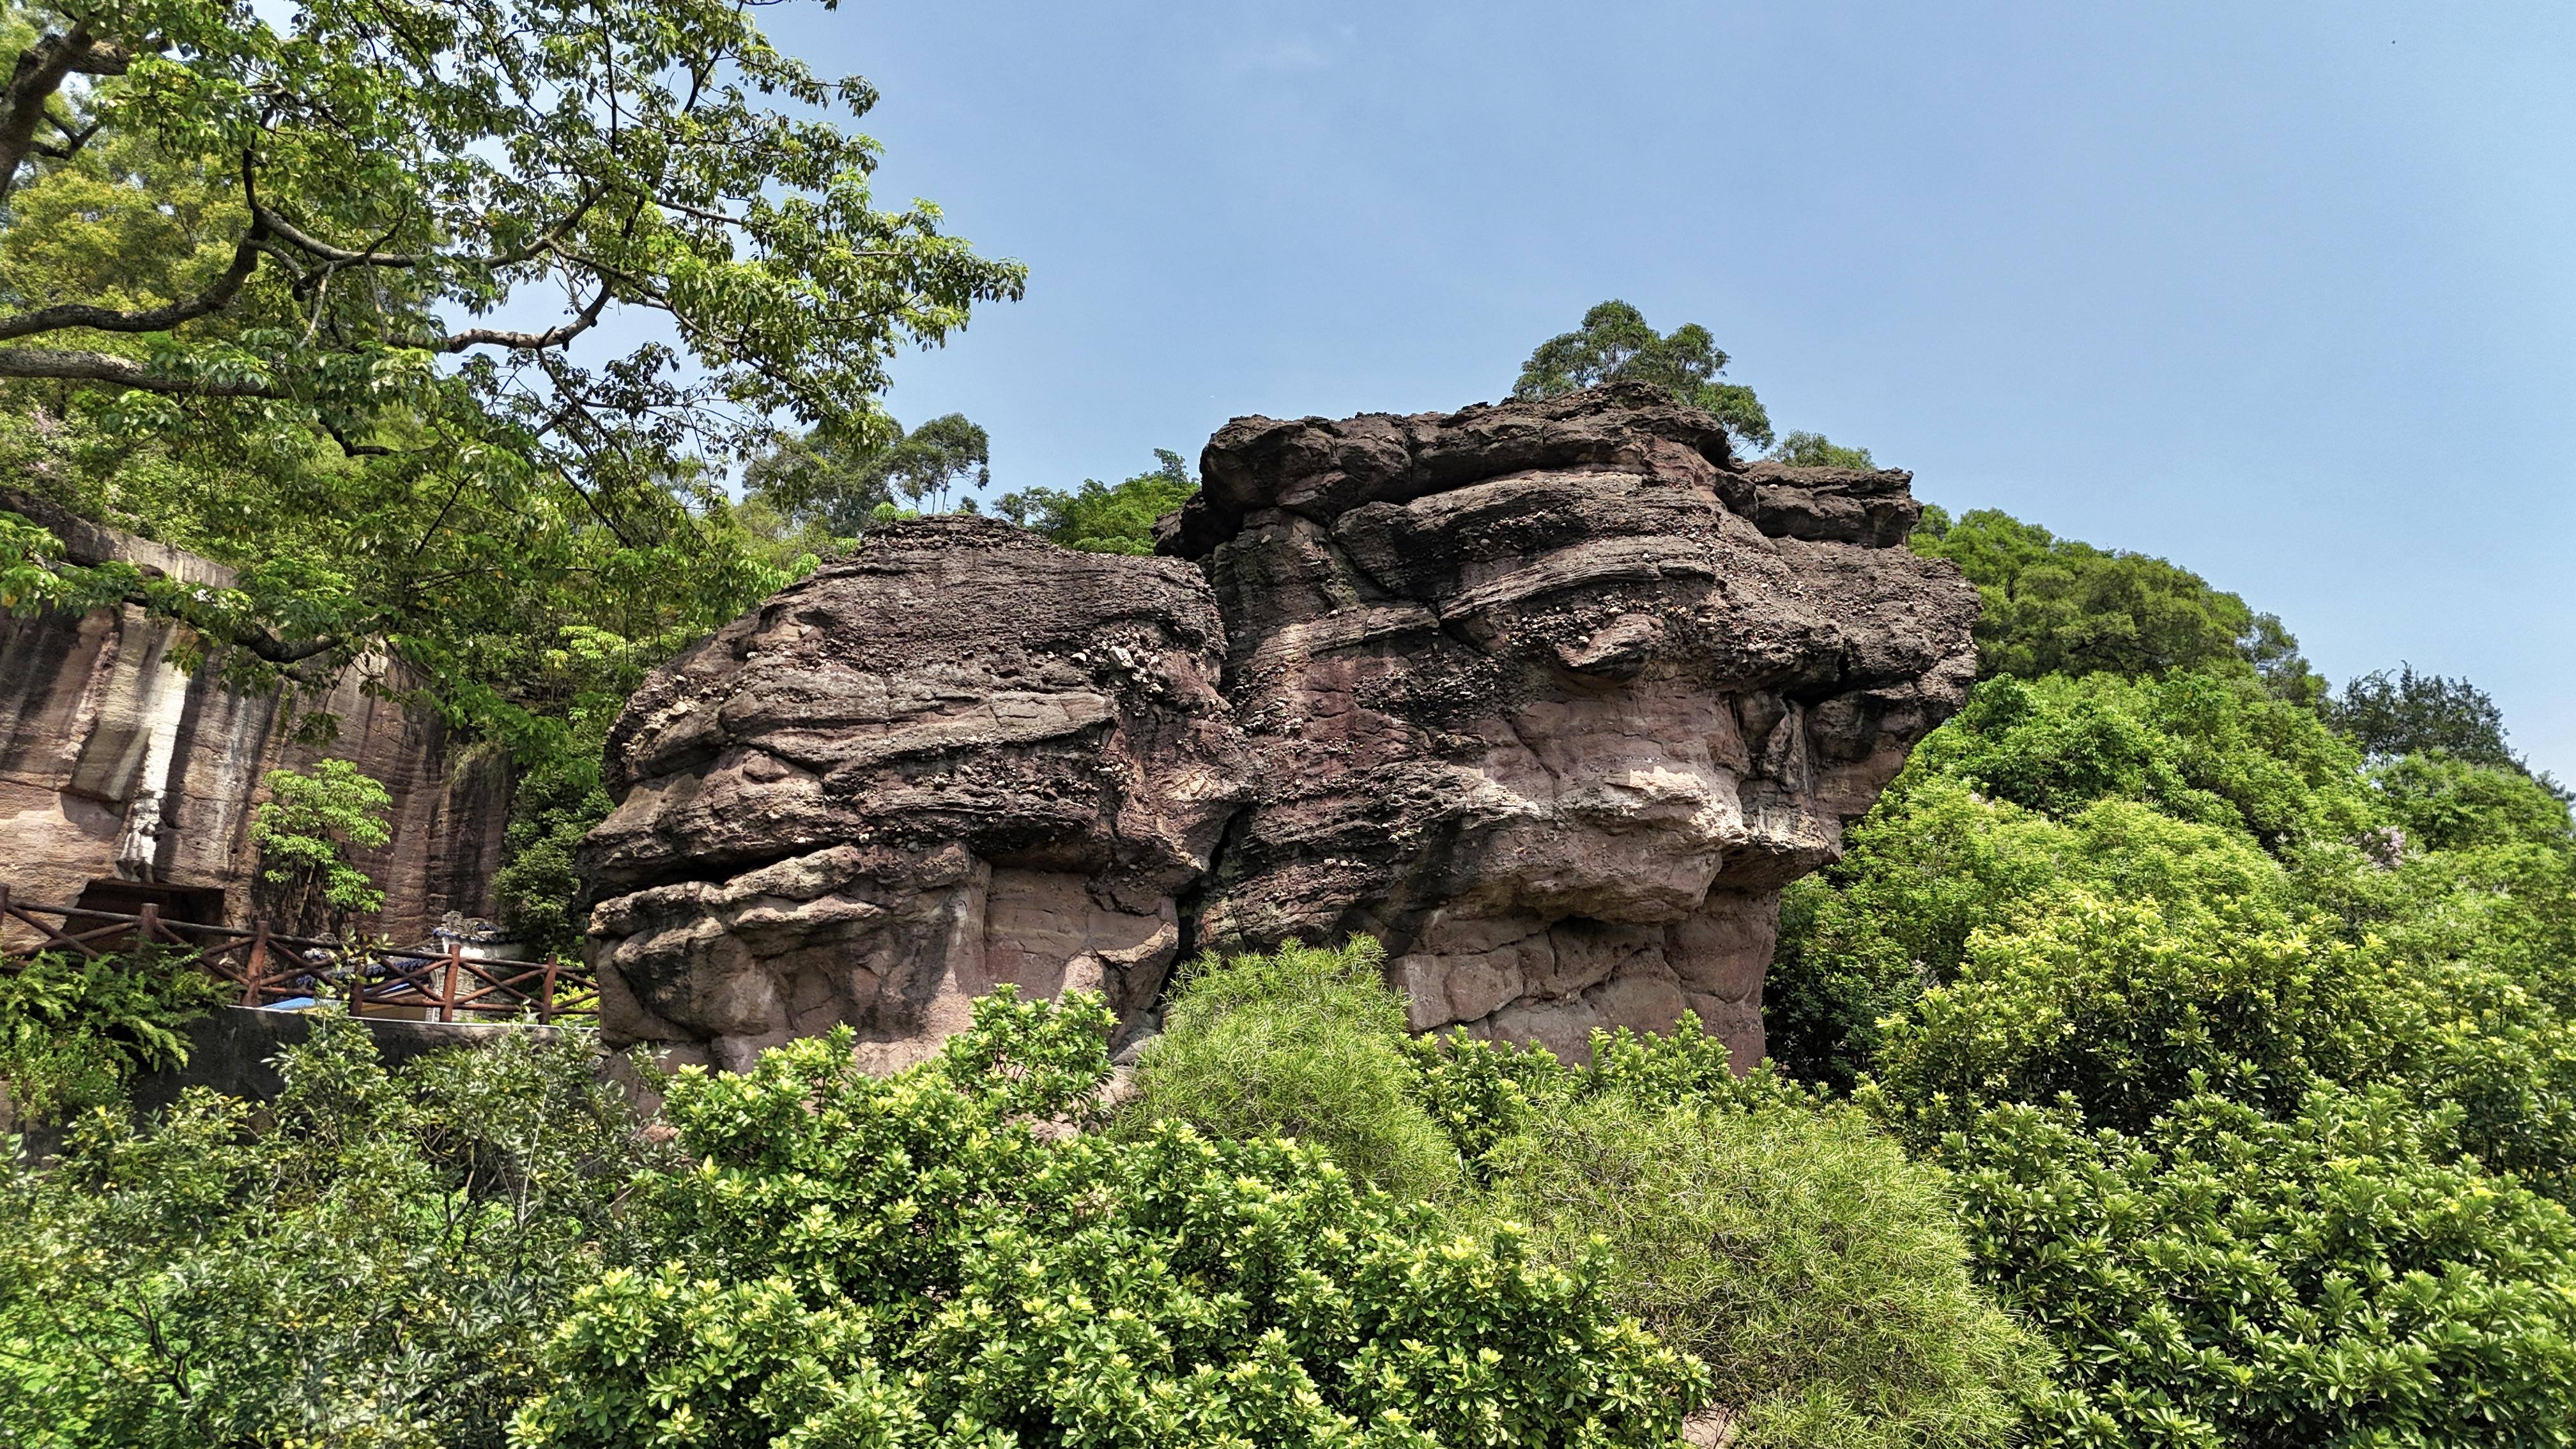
1162 383 1979 1064
0 488 507 940
579 517 1245 1070
580 385 1975 1070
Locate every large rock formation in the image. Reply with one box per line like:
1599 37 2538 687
1165 383 1977 1063
0 489 509 940
579 519 1245 1071
582 385 1977 1068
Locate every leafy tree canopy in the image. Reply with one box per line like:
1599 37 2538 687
1513 300 1777 453
1912 505 2326 703
995 447 1196 555
2327 664 2560 797
742 410 992 542
1767 429 1874 468
250 757 391 936
0 0 1022 749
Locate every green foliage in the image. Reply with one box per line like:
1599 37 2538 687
1909 671 2373 847
1514 300 1777 452
1130 945 2041 1449
0 0 1020 847
1947 1088 2576 1448
1912 506 2325 702
490 753 611 963
250 757 393 935
519 989 1709 1448
1768 431 1876 468
744 411 994 538
1124 939 1464 1201
1476 1095 2048 1449
0 1018 654 1448
1776 639 2576 1445
2370 750 2573 853
2329 664 2549 783
996 448 1198 555
0 949 229 1125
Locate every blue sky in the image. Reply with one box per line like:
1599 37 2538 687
765 2 2576 777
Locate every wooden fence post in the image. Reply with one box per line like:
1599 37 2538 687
539 958 558 1025
439 940 463 1023
135 902 158 958
242 923 270 1008
348 944 367 1018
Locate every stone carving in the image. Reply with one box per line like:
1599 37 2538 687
1165 383 1977 1064
578 518 1245 1070
582 385 1977 1068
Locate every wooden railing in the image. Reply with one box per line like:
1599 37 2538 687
0 886 598 1024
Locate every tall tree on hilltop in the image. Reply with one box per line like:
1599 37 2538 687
2329 665 2559 792
0 0 1024 733
744 412 992 538
1514 300 1776 453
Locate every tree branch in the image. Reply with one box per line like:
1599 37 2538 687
1 20 96 206
438 284 610 353
0 347 285 397
250 203 427 268
0 231 266 341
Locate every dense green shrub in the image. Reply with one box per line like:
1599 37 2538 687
1911 507 2324 703
0 1018 649 1448
1121 938 1464 1200
519 988 1707 1448
2369 750 2573 853
1477 1094 2048 1449
1946 1088 2576 1448
1774 670 2396 1093
0 949 231 1125
1775 652 2576 1445
1131 942 2046 1449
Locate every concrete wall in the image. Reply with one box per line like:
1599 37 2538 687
3 1006 580 1162
125 1006 572 1112
0 488 510 941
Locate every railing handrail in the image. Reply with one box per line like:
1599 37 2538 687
8 900 565 972
0 887 597 1024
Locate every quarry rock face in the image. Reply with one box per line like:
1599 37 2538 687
582 385 1979 1068
1163 383 1979 1063
579 518 1246 1071
0 489 507 942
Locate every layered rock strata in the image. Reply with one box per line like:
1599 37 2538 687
579 518 1245 1070
1163 383 1979 1063
582 385 1978 1068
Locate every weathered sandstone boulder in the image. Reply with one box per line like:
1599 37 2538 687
581 385 1978 1069
579 518 1246 1070
1161 383 1979 1063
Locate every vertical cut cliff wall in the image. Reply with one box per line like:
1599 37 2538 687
0 489 509 940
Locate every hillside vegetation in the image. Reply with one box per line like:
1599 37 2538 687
3 0 2571 1443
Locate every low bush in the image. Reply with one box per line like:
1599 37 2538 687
0 947 231 1126
1477 1093 2048 1449
1121 937 1464 1201
521 988 1707 1448
1945 1087 2576 1448
1131 941 2046 1449
0 1017 649 1448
